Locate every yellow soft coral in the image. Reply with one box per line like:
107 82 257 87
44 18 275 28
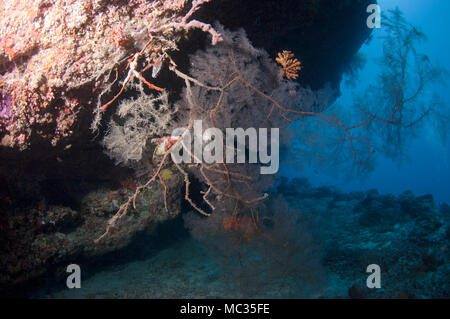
276 50 302 80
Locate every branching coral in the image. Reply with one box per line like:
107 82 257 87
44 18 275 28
97 0 222 113
283 9 450 178
102 91 177 165
183 195 325 298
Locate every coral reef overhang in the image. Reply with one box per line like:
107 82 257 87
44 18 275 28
0 0 374 295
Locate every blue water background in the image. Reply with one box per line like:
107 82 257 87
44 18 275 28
282 0 450 204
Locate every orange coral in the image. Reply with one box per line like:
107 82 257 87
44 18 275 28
276 50 302 80
223 215 259 242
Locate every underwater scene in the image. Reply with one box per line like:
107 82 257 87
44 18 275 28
0 0 449 300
